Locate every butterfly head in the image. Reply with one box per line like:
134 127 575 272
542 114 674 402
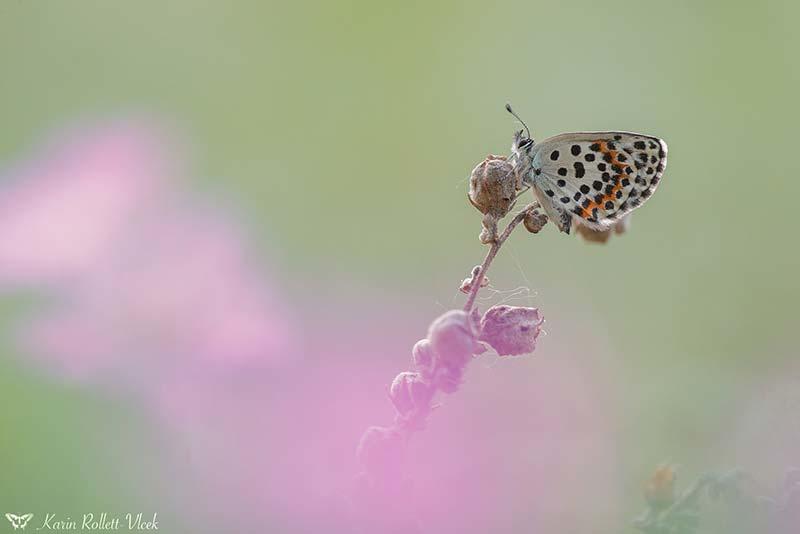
506 104 535 173
510 129 534 176
512 129 534 153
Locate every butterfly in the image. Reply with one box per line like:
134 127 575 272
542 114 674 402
5 514 34 530
506 105 667 234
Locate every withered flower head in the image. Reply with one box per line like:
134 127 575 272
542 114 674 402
411 338 435 378
523 205 548 234
389 371 434 418
427 310 476 370
479 305 543 356
468 155 519 219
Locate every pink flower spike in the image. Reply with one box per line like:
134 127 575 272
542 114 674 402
427 310 475 370
357 426 407 482
389 371 434 420
411 339 435 378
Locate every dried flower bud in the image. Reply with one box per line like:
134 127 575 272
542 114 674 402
644 465 677 510
389 371 434 418
523 206 548 234
479 305 543 356
434 364 464 394
356 426 406 481
411 339 435 377
459 265 489 294
468 155 518 219
575 214 631 243
428 310 475 370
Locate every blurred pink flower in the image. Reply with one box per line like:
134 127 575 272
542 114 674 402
20 204 293 384
0 121 174 287
2 120 293 385
151 299 410 533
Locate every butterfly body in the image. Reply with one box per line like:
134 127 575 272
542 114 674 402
510 129 667 233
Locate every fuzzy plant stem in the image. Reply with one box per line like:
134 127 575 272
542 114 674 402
463 202 536 313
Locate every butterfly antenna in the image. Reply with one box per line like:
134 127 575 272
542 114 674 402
505 103 531 139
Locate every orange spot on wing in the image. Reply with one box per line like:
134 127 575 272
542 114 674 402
582 138 631 218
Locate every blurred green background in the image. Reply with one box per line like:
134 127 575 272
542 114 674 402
1 0 798 532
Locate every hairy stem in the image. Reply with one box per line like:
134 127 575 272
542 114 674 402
463 203 536 313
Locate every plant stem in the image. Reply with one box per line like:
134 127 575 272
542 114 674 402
463 203 536 313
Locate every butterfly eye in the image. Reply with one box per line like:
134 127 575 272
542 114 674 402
519 138 533 149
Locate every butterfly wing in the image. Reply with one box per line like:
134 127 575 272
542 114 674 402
6 514 20 528
20 514 33 526
531 185 573 234
530 132 667 231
